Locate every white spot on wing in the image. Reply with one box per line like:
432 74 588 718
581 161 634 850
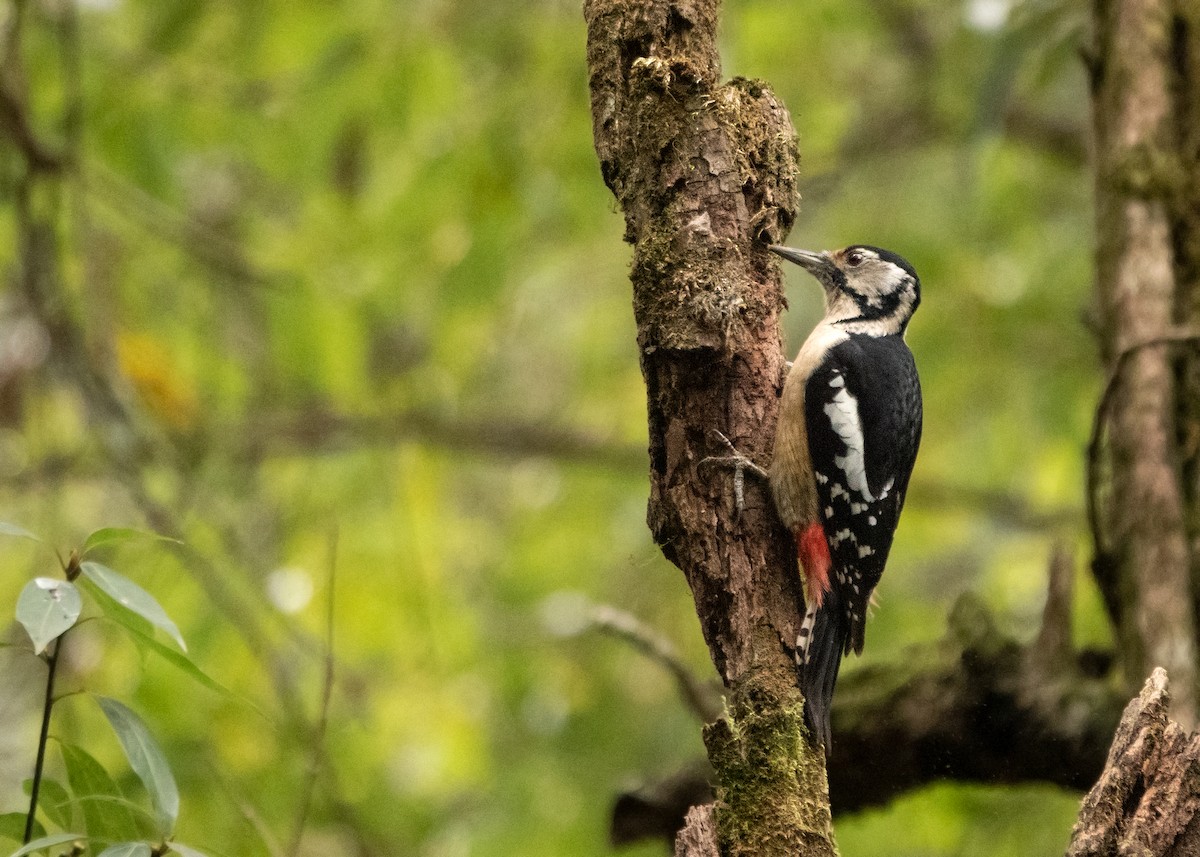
857 544 875 558
824 387 874 501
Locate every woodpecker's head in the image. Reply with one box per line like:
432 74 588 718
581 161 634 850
768 244 921 336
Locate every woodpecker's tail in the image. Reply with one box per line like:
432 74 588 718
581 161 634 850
797 587 851 754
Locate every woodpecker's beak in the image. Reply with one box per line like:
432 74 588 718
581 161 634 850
768 245 838 288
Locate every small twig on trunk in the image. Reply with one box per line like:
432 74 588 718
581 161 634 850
1086 329 1200 549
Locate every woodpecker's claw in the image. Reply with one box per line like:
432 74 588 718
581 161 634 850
699 430 768 515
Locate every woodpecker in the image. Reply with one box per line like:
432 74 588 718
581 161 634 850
768 243 922 752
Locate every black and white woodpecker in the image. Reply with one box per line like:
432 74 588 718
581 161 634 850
767 243 922 752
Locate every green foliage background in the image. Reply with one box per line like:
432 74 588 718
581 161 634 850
0 0 1104 854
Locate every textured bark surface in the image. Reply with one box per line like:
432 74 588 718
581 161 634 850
1067 669 1200 857
1170 4 1200 692
584 0 836 853
1089 0 1198 725
585 0 801 684
675 805 720 857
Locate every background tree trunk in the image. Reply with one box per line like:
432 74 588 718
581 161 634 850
1088 0 1200 727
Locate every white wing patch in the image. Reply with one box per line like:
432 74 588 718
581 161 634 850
823 378 874 502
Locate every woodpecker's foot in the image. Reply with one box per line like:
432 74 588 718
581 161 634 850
699 430 768 515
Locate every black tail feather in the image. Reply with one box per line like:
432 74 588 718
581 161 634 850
800 589 851 755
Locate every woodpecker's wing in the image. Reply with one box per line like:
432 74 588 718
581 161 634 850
804 333 922 654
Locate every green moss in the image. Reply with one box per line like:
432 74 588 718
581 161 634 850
704 626 837 857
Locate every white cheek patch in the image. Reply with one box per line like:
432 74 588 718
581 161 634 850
823 385 874 502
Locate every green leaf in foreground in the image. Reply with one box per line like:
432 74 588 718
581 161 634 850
22 777 70 830
98 611 240 705
81 562 186 651
0 813 42 844
61 743 141 843
97 843 152 857
81 528 180 556
5 832 86 857
96 698 179 835
16 578 81 654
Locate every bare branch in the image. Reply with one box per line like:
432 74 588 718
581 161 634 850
588 603 723 724
229 406 645 470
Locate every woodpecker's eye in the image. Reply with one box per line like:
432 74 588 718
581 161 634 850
846 251 865 267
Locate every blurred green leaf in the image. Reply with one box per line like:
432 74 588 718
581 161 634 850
81 562 186 652
96 613 242 705
16 578 81 654
0 813 41 844
88 585 154 638
73 797 158 832
81 528 180 557
168 844 209 857
0 522 38 541
5 832 85 857
97 843 152 857
21 778 70 830
61 744 141 843
96 698 180 835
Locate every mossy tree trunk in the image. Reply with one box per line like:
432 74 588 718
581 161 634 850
583 0 836 853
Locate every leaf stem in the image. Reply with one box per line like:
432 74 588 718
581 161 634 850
25 635 62 843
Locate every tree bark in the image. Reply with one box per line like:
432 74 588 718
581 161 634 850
1169 0 1200 698
584 0 836 853
1088 0 1198 726
1067 669 1200 857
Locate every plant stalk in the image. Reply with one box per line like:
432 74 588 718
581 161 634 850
24 636 62 844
